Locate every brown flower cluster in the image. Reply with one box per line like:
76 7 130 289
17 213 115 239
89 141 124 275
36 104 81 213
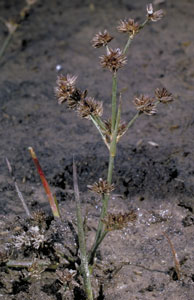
155 88 173 103
134 95 157 115
134 88 173 115
55 74 77 104
117 18 139 38
56 74 103 119
68 89 88 109
146 3 164 22
92 30 113 48
103 119 127 144
28 260 46 280
100 48 127 73
88 178 115 194
77 97 103 119
102 211 137 231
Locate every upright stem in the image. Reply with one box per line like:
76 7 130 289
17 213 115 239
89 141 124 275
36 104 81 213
73 160 93 300
89 101 121 265
111 72 117 133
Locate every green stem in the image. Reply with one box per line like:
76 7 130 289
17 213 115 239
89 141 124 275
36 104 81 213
123 19 149 55
90 115 109 149
111 72 117 133
88 102 121 265
0 31 14 61
88 193 109 265
126 111 141 131
88 230 108 266
139 19 149 30
123 35 133 54
94 115 106 131
73 160 93 300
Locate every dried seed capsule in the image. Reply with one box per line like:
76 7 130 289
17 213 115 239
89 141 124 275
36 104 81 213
146 3 164 22
88 178 114 194
100 48 127 73
117 18 139 38
134 95 157 115
77 97 103 119
155 88 173 103
92 30 113 48
55 74 77 104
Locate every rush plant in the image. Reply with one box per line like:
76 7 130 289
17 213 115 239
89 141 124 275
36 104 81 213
56 4 173 299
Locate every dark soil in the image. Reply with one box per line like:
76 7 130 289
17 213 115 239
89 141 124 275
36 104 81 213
0 0 194 299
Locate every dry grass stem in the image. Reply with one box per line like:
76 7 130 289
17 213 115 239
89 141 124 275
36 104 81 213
5 157 31 218
163 232 181 280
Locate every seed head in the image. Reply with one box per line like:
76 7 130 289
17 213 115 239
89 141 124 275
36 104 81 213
102 211 137 231
87 178 115 194
28 260 46 280
100 48 127 73
67 89 87 109
134 95 157 115
55 74 77 104
92 30 113 48
77 97 103 119
155 88 173 103
146 3 164 22
14 226 46 250
103 119 127 144
117 18 139 38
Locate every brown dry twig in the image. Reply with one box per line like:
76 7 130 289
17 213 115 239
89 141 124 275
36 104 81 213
163 232 181 280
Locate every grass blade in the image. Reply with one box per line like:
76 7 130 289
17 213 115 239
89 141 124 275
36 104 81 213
28 147 60 218
5 157 31 218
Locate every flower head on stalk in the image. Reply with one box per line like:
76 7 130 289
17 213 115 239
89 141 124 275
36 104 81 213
134 95 157 115
88 178 115 194
155 88 173 103
102 211 137 231
117 18 139 38
92 30 113 48
103 119 127 144
100 47 127 73
55 74 77 104
146 3 164 22
68 89 88 109
77 97 103 119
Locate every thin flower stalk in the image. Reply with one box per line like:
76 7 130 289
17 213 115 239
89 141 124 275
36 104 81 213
123 36 133 54
126 111 141 131
73 159 93 300
28 147 60 218
5 157 31 218
0 29 16 61
123 19 148 54
111 72 117 133
90 115 110 149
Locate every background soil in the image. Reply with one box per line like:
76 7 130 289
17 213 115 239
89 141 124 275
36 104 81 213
0 0 194 299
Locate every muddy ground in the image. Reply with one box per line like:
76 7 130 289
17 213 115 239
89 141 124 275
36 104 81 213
0 0 194 299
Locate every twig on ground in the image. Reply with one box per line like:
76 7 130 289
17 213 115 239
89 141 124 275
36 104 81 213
163 231 181 280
